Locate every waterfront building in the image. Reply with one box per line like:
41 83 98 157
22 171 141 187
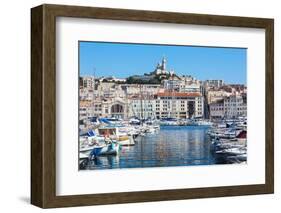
209 99 225 119
209 94 247 119
224 95 247 118
89 97 129 119
129 96 156 119
154 91 204 119
87 91 205 120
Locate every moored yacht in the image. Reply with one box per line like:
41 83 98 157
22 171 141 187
98 125 135 146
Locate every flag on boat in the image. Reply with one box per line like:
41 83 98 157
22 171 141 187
80 130 96 137
99 118 111 124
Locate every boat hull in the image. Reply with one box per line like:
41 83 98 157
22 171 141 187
90 143 120 158
118 138 135 146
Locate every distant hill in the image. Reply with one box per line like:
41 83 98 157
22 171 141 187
126 57 181 84
126 72 173 84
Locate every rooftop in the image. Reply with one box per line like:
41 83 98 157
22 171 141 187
157 91 201 97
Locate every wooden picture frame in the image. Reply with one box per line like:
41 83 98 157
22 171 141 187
31 4 274 208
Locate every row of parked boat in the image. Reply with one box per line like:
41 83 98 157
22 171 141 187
208 117 247 164
79 119 160 169
159 118 213 126
79 116 247 169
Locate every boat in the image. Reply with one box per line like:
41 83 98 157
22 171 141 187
79 153 89 169
160 118 178 126
196 120 213 126
144 119 160 132
89 141 120 159
235 154 247 161
208 128 238 139
217 123 227 128
80 145 94 155
80 134 106 155
146 126 156 134
98 125 135 146
117 135 134 145
236 130 247 143
226 153 247 163
129 118 141 125
211 129 247 164
216 147 246 155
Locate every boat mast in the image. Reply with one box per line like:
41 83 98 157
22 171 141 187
171 74 175 119
140 84 144 124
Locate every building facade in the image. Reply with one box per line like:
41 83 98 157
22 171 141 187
154 92 204 119
209 99 225 119
80 76 95 88
209 95 247 119
204 80 224 88
224 95 247 118
129 97 156 119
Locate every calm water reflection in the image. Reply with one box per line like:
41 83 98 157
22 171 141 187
86 126 216 170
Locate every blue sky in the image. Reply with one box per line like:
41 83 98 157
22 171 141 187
79 41 247 84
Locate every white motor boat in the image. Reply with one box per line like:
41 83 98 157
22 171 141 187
196 120 213 126
216 147 246 155
98 126 135 146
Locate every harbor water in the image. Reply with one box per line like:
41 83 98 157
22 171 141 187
85 125 219 170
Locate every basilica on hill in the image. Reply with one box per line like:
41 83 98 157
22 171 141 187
151 57 174 76
128 56 180 84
